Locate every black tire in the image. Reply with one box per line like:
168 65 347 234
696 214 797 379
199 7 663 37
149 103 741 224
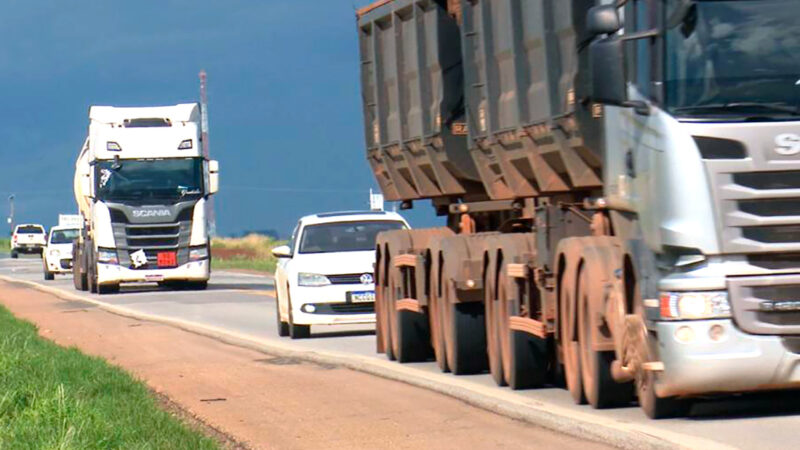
560 265 586 405
276 291 289 337
638 372 691 419
485 264 506 386
11 251 18 259
87 246 98 294
186 280 208 290
288 295 310 339
389 268 432 363
97 283 119 295
577 267 633 408
43 268 54 281
444 301 487 375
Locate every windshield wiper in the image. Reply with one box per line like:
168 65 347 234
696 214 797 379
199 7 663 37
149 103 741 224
674 102 800 115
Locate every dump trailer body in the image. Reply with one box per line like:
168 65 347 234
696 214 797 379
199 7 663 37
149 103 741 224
357 0 485 202
461 0 603 199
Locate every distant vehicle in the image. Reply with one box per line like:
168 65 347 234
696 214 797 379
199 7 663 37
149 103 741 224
57 214 83 229
72 103 220 294
272 211 410 339
43 226 81 280
11 224 46 258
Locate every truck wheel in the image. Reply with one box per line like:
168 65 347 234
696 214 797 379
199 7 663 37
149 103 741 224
11 251 18 259
441 256 487 375
87 247 98 294
560 262 586 404
276 293 289 337
389 265 431 363
485 255 506 386
577 266 633 408
498 266 547 390
428 279 449 372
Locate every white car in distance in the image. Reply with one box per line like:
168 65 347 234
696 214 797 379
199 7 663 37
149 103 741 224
272 211 409 339
43 226 81 280
11 224 47 258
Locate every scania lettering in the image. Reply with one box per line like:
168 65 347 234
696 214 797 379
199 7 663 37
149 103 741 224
72 103 220 294
357 0 800 419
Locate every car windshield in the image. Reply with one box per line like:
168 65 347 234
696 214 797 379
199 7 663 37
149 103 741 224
299 221 405 254
50 229 79 244
95 158 204 202
17 226 43 234
664 0 800 117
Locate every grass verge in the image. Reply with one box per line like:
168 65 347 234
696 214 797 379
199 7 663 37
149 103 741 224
0 238 9 252
211 234 285 274
0 305 218 449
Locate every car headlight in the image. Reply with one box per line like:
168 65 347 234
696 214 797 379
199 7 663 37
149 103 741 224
659 291 731 320
189 245 209 261
97 248 119 265
298 272 331 287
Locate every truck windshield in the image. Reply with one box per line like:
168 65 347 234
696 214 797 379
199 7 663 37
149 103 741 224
664 0 800 118
50 229 79 244
299 221 405 254
95 158 204 202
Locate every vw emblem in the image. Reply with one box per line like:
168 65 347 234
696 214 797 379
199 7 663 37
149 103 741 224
360 273 374 284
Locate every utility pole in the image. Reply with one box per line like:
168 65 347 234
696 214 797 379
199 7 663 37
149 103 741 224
7 194 14 236
199 70 217 236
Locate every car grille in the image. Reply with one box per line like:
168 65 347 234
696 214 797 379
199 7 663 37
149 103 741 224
311 303 375 314
327 273 371 285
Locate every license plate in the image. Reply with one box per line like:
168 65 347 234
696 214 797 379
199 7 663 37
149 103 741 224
350 290 375 303
157 252 177 267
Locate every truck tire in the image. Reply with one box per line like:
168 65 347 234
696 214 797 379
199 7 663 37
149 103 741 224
388 264 431 363
498 263 548 390
577 265 633 408
87 246 98 294
485 252 506 386
559 255 586 404
11 250 18 259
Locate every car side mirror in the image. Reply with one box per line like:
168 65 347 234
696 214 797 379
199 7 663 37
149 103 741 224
271 245 292 259
587 5 621 36
208 160 219 195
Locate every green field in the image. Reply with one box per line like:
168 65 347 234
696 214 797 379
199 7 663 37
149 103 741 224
0 238 9 252
211 234 285 274
0 305 218 449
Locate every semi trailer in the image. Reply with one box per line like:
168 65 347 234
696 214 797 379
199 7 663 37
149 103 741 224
72 103 219 294
357 0 800 418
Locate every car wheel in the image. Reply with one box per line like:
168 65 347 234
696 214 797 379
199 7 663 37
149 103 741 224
43 260 54 281
276 291 289 337
287 293 310 339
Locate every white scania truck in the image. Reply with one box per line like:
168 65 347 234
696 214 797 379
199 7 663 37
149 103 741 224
72 103 219 294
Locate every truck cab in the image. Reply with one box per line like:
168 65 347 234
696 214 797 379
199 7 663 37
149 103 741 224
73 104 219 294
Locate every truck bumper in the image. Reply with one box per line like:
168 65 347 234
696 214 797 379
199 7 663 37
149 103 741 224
654 319 800 397
97 260 210 285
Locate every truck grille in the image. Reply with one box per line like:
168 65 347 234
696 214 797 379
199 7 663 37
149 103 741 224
729 276 800 335
110 213 192 269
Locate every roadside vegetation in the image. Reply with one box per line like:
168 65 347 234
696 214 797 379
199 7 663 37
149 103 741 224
0 238 9 252
211 234 285 274
0 305 218 449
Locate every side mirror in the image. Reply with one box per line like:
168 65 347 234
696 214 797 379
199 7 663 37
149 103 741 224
208 159 219 195
271 245 292 259
587 5 621 36
590 37 627 106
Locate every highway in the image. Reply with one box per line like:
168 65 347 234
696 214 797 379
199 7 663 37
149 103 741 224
1 256 798 449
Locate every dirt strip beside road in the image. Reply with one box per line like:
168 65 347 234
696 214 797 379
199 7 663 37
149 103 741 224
0 281 608 450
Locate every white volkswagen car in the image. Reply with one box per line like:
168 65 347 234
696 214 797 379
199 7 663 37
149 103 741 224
272 211 409 339
43 226 81 280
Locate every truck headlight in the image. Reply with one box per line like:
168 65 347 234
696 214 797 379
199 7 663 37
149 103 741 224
659 291 731 320
97 248 119 265
189 245 209 261
298 272 331 287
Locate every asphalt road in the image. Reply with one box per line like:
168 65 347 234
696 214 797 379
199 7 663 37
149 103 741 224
2 256 799 449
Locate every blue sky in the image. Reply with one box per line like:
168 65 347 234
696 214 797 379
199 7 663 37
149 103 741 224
0 1 439 237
